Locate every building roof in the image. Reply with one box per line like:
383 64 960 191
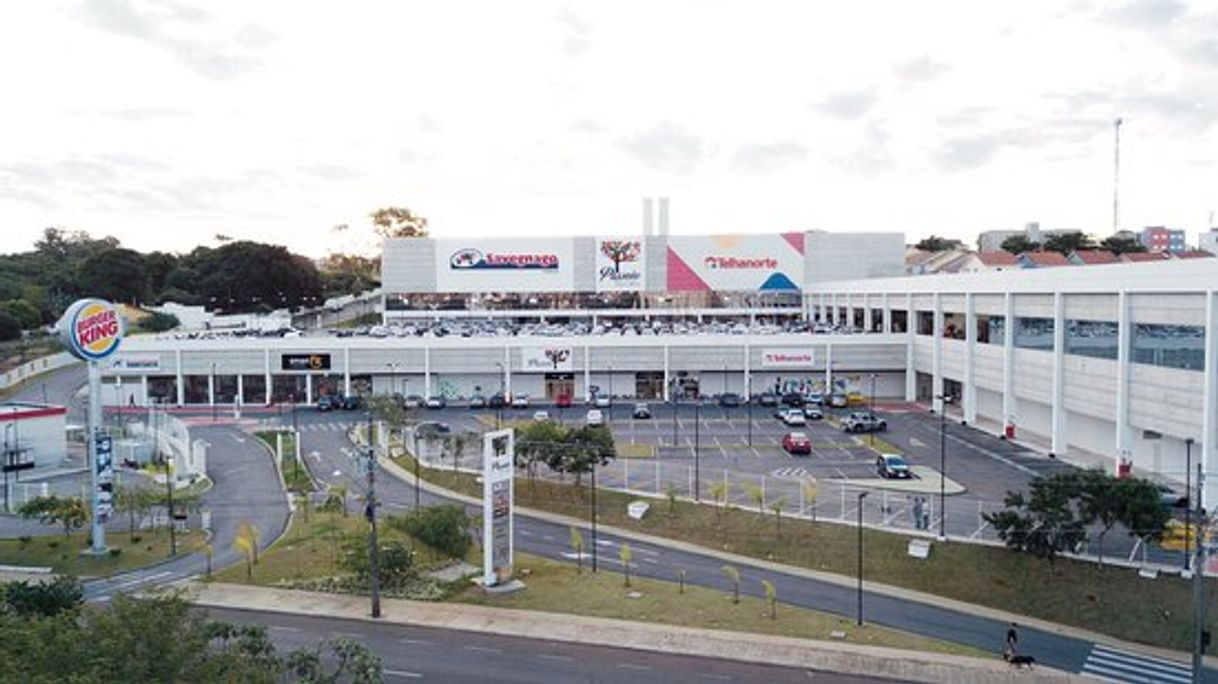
1174 250 1215 260
1070 250 1119 265
976 251 1020 266
1121 251 1172 263
1019 251 1071 267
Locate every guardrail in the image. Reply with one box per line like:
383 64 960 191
0 352 76 391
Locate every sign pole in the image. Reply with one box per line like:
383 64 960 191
87 360 107 554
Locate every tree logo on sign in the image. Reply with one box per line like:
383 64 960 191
600 240 641 274
545 348 571 369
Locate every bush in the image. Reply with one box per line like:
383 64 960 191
47 540 59 550
2 576 84 617
131 535 142 543
393 505 472 559
137 312 179 333
108 548 122 558
339 534 414 584
17 536 31 546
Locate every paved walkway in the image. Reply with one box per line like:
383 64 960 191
188 582 1082 684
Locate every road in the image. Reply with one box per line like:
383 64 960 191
207 607 886 683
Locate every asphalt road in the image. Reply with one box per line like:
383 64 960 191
206 606 892 683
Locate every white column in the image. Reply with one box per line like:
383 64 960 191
305 373 313 405
502 347 511 397
1050 291 1066 457
743 344 751 400
882 293 892 334
424 347 433 397
964 292 977 424
343 347 351 396
862 293 870 332
904 293 916 401
1115 290 1131 466
141 375 149 407
818 292 826 323
824 344 833 391
175 349 184 406
207 373 215 406
236 374 243 405
263 348 272 405
1002 292 1016 437
588 344 596 403
830 293 838 326
932 293 943 414
1202 290 1217 510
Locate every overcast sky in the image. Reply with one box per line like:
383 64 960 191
2 0 1216 257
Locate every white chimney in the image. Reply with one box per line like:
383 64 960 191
658 197 669 235
643 198 654 236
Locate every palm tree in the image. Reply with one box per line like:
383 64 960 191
770 496 788 537
721 565 740 603
709 481 730 521
569 526 584 574
743 482 764 512
761 579 777 619
803 481 818 522
619 542 633 587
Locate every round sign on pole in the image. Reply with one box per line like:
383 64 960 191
61 298 124 361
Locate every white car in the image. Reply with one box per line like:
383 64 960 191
586 409 604 426
594 395 611 408
532 410 550 422
781 409 807 426
511 394 530 408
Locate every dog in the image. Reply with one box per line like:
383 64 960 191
1004 651 1036 669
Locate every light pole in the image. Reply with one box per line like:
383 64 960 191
607 362 613 425
210 363 217 423
365 410 382 618
857 491 868 625
868 373 877 447
590 448 598 573
694 400 701 501
747 376 754 447
494 362 504 428
935 394 951 540
1185 437 1194 571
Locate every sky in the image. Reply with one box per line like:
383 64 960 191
1 0 1216 258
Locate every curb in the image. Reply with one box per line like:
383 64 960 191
191 582 1084 684
376 453 1217 669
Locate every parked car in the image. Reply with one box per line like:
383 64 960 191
586 409 604 426
488 393 507 409
425 396 446 409
842 411 887 433
632 403 651 419
340 395 362 410
846 391 866 406
468 394 487 408
876 453 912 479
533 410 550 422
416 421 451 437
403 394 425 409
316 395 337 411
594 395 611 408
511 394 530 408
718 392 742 407
829 393 849 408
803 405 824 420
781 392 805 407
780 409 807 426
1159 485 1189 509
782 432 812 455
555 393 573 408
804 392 824 406
756 392 779 407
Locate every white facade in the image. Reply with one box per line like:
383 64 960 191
0 403 69 469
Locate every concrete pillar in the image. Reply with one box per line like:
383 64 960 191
824 344 833 392
1002 292 1016 436
963 292 977 424
343 347 351 396
1203 290 1218 509
743 344 751 400
588 345 596 403
818 292 826 323
424 347 432 397
1050 292 1066 458
882 293 892 334
236 374 243 405
904 293 916 401
207 373 215 406
1115 291 1131 466
141 375 149 407
263 348 272 405
175 349 184 406
501 347 510 397
932 293 943 414
305 373 313 405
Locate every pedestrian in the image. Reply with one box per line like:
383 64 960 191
1005 622 1019 658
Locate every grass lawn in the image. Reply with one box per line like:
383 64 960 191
0 528 204 577
253 431 314 494
456 552 987 658
391 450 1218 651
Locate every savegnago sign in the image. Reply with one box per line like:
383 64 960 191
450 248 559 270
62 299 124 361
761 348 814 368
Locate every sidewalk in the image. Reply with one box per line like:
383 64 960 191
377 453 1218 670
188 582 1082 684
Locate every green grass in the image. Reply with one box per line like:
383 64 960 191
392 450 1218 652
615 443 656 459
254 431 314 494
0 528 204 578
458 552 987 658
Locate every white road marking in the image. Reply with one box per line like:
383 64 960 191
384 669 423 678
617 662 652 671
399 638 434 646
463 645 502 654
270 626 302 633
538 653 574 662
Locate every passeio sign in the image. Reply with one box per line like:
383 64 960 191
61 299 124 361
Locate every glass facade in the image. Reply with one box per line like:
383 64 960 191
1065 320 1118 360
1014 317 1054 351
1132 324 1205 371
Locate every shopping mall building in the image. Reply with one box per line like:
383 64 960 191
99 232 1218 501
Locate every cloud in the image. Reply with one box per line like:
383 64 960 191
934 118 1102 171
1102 0 1187 27
892 56 950 82
570 118 607 136
76 0 272 79
729 141 807 174
619 122 704 174
98 107 189 120
836 120 894 174
556 6 592 57
299 164 361 181
813 88 879 119
1185 39 1218 67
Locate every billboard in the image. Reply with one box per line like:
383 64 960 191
482 429 515 587
94 432 114 522
520 346 574 372
109 356 161 372
666 233 804 292
595 237 645 291
281 354 331 371
435 238 574 293
761 348 815 368
61 298 124 361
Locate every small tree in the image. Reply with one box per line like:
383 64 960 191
1000 235 1040 254
1117 477 1172 557
709 481 730 521
569 526 584 574
1077 468 1121 567
677 568 686 594
18 495 89 537
665 484 679 514
296 492 313 524
326 484 349 517
115 486 155 539
770 496 788 537
743 482 764 512
761 579 777 620
233 519 262 576
619 542 633 587
803 481 818 522
914 235 962 252
721 565 741 603
393 505 472 559
984 473 1086 572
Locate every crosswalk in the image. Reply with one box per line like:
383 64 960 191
1081 644 1192 683
770 466 814 480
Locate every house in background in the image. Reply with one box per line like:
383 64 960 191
955 251 1020 273
1068 250 1120 266
1017 251 1071 268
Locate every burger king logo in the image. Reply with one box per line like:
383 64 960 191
62 299 124 361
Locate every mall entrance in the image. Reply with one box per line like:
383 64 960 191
635 372 664 399
544 373 575 401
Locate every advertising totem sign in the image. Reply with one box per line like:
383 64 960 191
482 429 515 587
60 298 125 553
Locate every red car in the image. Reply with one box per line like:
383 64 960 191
782 432 812 455
555 394 573 408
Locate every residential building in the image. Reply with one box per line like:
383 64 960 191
1068 250 1120 266
1139 226 1187 253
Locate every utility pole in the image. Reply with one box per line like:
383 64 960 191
1191 461 1204 682
365 411 382 618
1186 438 1194 571
1113 117 1123 234
857 491 869 626
590 450 598 573
694 401 701 501
165 446 176 557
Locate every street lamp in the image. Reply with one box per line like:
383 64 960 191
364 410 382 618
868 373 878 447
1185 437 1194 571
694 396 701 501
857 491 868 625
210 363 217 423
494 362 504 428
934 394 952 540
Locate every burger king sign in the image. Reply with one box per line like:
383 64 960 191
61 299 124 361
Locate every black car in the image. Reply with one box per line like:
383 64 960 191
468 394 487 408
488 393 507 409
632 403 652 419
718 392 742 407
781 392 805 407
756 392 779 407
340 395 362 410
316 395 337 411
